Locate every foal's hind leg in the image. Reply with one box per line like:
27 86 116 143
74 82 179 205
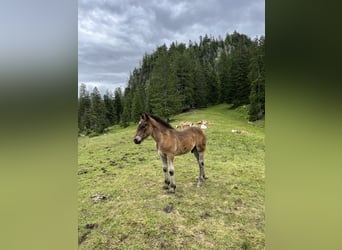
193 148 206 187
167 155 176 193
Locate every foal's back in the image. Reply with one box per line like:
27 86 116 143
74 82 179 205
173 127 206 155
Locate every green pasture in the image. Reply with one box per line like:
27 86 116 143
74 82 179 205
78 104 265 249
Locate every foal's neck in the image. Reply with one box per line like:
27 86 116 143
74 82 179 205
150 118 173 143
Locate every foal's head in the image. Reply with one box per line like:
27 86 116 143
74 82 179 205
133 113 153 144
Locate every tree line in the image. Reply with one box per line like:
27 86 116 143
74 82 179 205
78 31 265 135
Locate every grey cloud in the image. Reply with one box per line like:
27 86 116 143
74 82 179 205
78 0 264 93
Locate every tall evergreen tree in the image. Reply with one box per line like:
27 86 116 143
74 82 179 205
131 86 144 122
174 48 195 110
144 79 152 113
113 87 123 124
78 83 91 133
103 90 115 126
204 64 220 105
193 61 208 107
248 36 265 121
230 38 251 107
90 87 108 133
148 45 182 119
120 87 131 127
218 50 232 103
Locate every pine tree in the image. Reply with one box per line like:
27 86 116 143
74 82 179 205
103 90 115 126
144 79 152 113
218 50 232 103
120 87 132 127
148 45 182 119
131 87 144 122
204 64 220 105
248 36 265 121
230 37 251 107
78 83 91 133
174 48 195 110
90 87 108 133
113 88 123 124
193 61 208 108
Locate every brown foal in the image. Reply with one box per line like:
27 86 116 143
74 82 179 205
133 113 206 193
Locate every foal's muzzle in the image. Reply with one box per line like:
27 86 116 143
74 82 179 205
133 136 142 144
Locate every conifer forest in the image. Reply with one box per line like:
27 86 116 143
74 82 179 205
78 32 265 134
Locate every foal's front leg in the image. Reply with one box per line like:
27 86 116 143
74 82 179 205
161 155 170 189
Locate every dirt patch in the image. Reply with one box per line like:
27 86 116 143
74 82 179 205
235 198 243 206
233 198 243 210
119 234 129 242
109 160 117 166
78 231 90 245
91 193 107 203
85 223 98 229
163 204 174 213
120 152 136 162
201 212 211 219
241 239 252 250
79 224 98 245
78 169 88 175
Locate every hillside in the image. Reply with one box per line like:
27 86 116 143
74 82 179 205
78 104 265 249
78 32 265 134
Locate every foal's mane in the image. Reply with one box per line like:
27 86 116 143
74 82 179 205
149 114 174 130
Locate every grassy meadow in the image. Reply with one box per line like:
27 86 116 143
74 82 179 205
78 104 265 249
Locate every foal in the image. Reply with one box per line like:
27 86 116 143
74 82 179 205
133 113 206 193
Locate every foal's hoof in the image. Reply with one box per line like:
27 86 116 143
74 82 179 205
197 182 203 188
162 184 169 190
168 187 175 193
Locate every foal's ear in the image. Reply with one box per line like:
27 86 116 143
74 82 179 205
140 112 149 121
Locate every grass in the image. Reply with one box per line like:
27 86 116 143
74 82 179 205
78 104 265 249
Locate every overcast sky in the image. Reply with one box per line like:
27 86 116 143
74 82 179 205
78 0 264 94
